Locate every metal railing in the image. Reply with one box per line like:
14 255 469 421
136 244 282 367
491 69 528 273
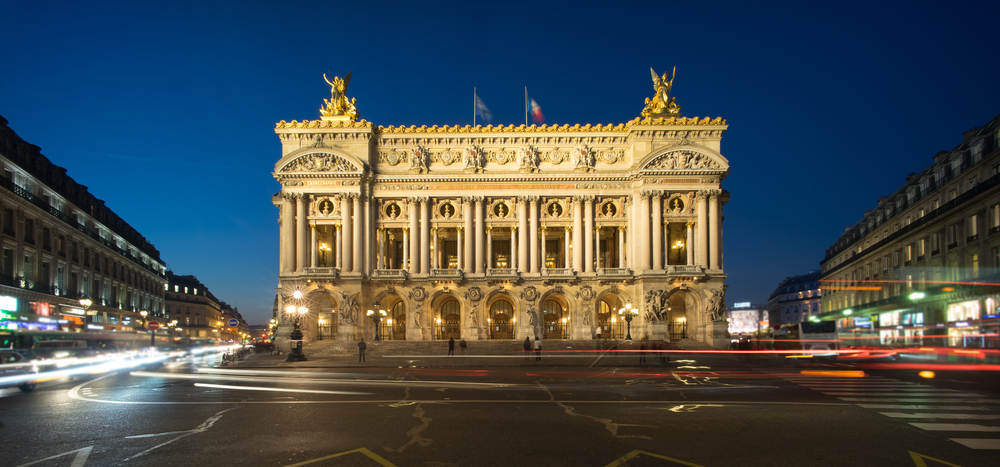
489 322 515 340
486 268 517 277
373 269 407 279
541 268 574 276
430 269 463 278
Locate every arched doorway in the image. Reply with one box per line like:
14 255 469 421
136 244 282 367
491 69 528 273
668 293 687 339
488 298 515 340
377 297 406 340
436 298 461 340
316 294 337 340
542 298 567 339
598 296 625 339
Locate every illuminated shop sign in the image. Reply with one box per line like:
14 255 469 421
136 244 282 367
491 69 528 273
63 307 85 316
87 324 105 330
853 317 873 328
0 321 58 331
0 296 16 312
733 302 751 308
30 301 52 317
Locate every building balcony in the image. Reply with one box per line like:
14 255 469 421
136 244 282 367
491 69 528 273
431 268 463 279
373 269 408 280
486 268 517 278
597 267 632 276
668 265 704 274
991 225 1000 235
304 267 339 278
967 234 978 242
916 255 925 261
931 248 940 256
541 268 575 277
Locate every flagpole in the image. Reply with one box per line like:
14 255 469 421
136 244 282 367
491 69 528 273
524 87 528 126
474 87 476 126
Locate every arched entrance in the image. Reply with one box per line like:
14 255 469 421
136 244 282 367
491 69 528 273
668 292 688 339
488 298 515 340
542 297 567 339
377 296 406 340
435 298 461 340
315 294 337 340
598 296 625 339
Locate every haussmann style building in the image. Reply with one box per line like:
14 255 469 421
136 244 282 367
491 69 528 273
272 69 732 350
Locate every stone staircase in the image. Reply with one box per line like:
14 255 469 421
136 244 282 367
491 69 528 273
302 338 679 357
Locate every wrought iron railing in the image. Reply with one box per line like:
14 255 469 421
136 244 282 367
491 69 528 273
489 322 515 340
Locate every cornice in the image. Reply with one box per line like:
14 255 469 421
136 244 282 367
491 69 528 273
274 116 726 134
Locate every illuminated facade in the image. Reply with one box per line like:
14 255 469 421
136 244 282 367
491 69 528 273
165 272 246 341
0 115 167 333
766 271 822 327
272 70 732 349
819 114 1000 348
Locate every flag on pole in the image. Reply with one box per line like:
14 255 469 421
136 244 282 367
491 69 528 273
474 94 493 124
529 98 544 123
525 89 544 124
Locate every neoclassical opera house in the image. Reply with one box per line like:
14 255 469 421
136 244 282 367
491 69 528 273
272 69 731 349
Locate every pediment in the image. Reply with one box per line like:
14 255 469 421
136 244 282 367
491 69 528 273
276 150 363 174
639 147 727 172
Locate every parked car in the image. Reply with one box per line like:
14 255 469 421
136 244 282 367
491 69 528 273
0 350 39 392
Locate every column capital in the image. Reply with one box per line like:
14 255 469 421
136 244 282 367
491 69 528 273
485 226 492 234
430 227 438 235
336 224 342 231
583 195 596 203
457 226 464 232
462 196 476 203
618 225 626 232
473 196 485 203
540 225 547 233
565 226 572 233
416 196 430 204
527 195 541 204
511 225 518 232
402 227 409 233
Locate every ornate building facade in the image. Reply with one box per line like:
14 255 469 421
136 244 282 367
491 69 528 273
272 70 732 348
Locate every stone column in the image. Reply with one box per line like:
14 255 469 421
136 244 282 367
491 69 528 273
353 195 362 273
709 191 720 270
431 227 438 269
696 191 709 267
408 198 418 273
420 197 430 274
686 222 694 265
463 197 474 271
639 191 651 271
296 195 308 273
457 227 464 269
377 228 385 269
475 196 485 274
564 227 571 268
402 227 409 271
517 197 528 273
335 224 342 269
540 227 547 269
342 195 353 273
510 226 518 270
529 197 539 273
310 225 317 268
652 192 663 271
280 194 295 274
572 197 583 271
364 190 371 274
618 226 626 268
486 226 493 270
595 226 601 270
584 196 594 273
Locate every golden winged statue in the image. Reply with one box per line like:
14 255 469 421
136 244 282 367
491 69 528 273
320 71 359 121
641 66 682 119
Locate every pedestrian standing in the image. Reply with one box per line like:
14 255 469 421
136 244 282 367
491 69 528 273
448 337 455 356
358 338 367 362
523 336 531 360
534 337 542 361
459 338 467 356
639 338 647 364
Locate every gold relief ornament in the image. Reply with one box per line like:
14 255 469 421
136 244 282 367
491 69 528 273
641 67 682 119
320 71 359 122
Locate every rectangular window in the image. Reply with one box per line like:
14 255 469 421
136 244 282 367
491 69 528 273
919 238 926 256
23 255 34 282
42 227 50 251
83 274 90 296
24 218 34 244
919 208 925 218
2 248 12 278
2 208 12 235
970 254 979 278
906 244 913 261
993 204 1000 229
56 266 65 292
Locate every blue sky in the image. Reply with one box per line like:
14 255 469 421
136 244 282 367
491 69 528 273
2 1 998 325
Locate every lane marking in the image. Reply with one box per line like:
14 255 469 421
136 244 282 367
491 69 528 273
881 412 1000 420
949 438 1000 449
604 449 705 467
908 451 964 466
857 404 997 411
283 447 396 467
194 383 371 395
909 423 1000 431
14 446 92 467
822 392 981 397
138 370 514 388
123 406 241 461
840 398 1000 403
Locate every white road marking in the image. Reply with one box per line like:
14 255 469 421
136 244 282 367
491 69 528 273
910 423 1000 431
123 406 241 461
949 438 1000 449
14 446 92 467
822 392 981 397
840 398 1000 403
881 412 1000 420
857 404 997 410
194 383 371 395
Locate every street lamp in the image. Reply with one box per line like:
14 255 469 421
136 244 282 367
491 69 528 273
319 242 331 266
284 291 309 362
367 308 387 341
618 302 636 340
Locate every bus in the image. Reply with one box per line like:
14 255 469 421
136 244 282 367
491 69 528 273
772 321 840 355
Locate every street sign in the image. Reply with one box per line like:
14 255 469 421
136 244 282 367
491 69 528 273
148 321 160 330
228 318 239 327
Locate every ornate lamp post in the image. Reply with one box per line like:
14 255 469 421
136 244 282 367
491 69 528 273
319 242 331 266
367 308 387 340
284 291 309 362
618 302 636 340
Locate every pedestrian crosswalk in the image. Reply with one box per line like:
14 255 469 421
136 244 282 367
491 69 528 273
785 375 1000 450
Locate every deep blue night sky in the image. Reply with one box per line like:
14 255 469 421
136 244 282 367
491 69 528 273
2 1 998 325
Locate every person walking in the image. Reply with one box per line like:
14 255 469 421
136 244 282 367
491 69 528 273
448 337 455 356
523 336 531 360
459 338 467 356
533 337 542 361
358 338 367 362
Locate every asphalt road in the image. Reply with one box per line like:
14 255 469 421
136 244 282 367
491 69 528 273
1 351 998 467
